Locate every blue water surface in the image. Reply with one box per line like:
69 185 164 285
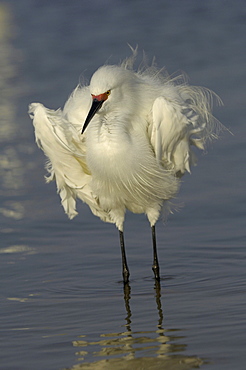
0 1 245 369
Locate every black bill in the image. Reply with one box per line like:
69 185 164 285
81 99 104 134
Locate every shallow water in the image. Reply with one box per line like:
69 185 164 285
0 1 246 369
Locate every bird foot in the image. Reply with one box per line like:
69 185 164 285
152 264 160 281
122 267 130 285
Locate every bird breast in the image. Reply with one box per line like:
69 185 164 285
85 115 135 181
84 114 178 214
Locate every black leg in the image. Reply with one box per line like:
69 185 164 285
119 230 130 284
152 225 160 281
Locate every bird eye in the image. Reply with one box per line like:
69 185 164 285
106 90 111 96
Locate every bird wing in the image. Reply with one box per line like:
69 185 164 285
150 86 217 176
29 102 102 220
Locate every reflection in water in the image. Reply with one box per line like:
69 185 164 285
0 4 17 142
0 4 27 222
69 283 204 369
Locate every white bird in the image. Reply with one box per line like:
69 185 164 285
29 50 221 284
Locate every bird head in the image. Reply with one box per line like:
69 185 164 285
81 65 136 134
81 89 111 134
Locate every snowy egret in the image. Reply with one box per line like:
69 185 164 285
29 50 221 284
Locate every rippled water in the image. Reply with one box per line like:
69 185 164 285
0 1 245 369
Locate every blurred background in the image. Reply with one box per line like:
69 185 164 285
0 1 245 370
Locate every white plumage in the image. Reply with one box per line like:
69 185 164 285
29 51 221 283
